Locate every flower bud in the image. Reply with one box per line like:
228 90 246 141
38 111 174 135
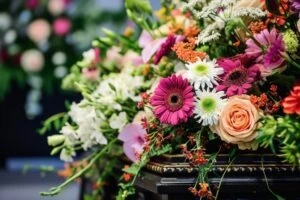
47 135 65 146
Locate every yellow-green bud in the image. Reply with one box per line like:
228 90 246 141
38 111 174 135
283 29 299 54
47 135 65 146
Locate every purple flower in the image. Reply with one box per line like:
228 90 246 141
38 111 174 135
217 54 260 97
245 29 285 77
118 123 147 162
291 0 300 14
138 31 183 64
26 0 39 10
153 34 176 64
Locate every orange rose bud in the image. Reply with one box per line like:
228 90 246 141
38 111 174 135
282 84 300 115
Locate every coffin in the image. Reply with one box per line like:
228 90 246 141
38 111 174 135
134 154 300 200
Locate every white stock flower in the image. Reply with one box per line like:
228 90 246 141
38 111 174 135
94 73 144 106
109 112 127 130
67 102 108 150
60 148 76 162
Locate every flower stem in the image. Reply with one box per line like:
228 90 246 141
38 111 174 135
282 53 300 69
214 157 236 200
40 138 118 196
261 157 285 200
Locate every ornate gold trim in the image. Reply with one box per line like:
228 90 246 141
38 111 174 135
146 154 300 175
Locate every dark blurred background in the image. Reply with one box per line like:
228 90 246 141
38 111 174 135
0 0 160 199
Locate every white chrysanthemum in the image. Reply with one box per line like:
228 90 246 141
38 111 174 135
194 89 227 126
185 58 223 90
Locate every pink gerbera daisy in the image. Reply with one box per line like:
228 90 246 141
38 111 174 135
217 54 260 97
151 75 195 125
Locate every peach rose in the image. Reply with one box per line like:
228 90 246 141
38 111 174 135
210 95 260 150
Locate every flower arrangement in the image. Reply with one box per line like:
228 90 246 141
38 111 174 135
0 0 126 118
41 0 300 199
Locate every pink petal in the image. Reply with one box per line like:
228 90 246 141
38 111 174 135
155 106 167 116
118 124 146 142
216 84 227 91
170 112 179 125
139 31 153 48
160 110 170 123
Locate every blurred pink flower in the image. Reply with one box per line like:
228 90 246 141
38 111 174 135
25 0 39 10
118 123 147 162
48 0 66 16
82 68 100 81
20 49 44 72
151 75 195 125
53 18 71 36
105 46 123 65
27 19 51 43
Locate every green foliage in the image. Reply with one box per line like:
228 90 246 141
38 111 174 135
124 0 154 32
150 144 172 157
257 115 300 166
125 0 152 14
268 74 296 91
39 112 68 135
225 18 244 39
0 65 26 101
122 164 140 176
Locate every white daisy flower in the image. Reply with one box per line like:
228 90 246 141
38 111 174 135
194 89 227 126
185 57 223 90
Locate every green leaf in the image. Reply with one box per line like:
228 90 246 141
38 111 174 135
125 0 152 14
229 147 237 159
108 82 117 92
83 195 94 200
150 144 172 157
208 132 217 141
122 164 139 175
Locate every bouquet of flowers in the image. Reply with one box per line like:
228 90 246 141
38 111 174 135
42 0 300 199
0 0 126 118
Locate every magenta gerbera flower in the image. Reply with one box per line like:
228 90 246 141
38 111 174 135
151 75 195 125
245 29 285 77
153 34 176 64
216 54 260 97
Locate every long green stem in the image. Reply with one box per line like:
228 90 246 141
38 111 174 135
215 157 236 200
40 138 118 196
261 157 285 200
283 53 300 69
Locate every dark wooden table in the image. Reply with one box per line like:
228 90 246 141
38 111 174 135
134 154 300 200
